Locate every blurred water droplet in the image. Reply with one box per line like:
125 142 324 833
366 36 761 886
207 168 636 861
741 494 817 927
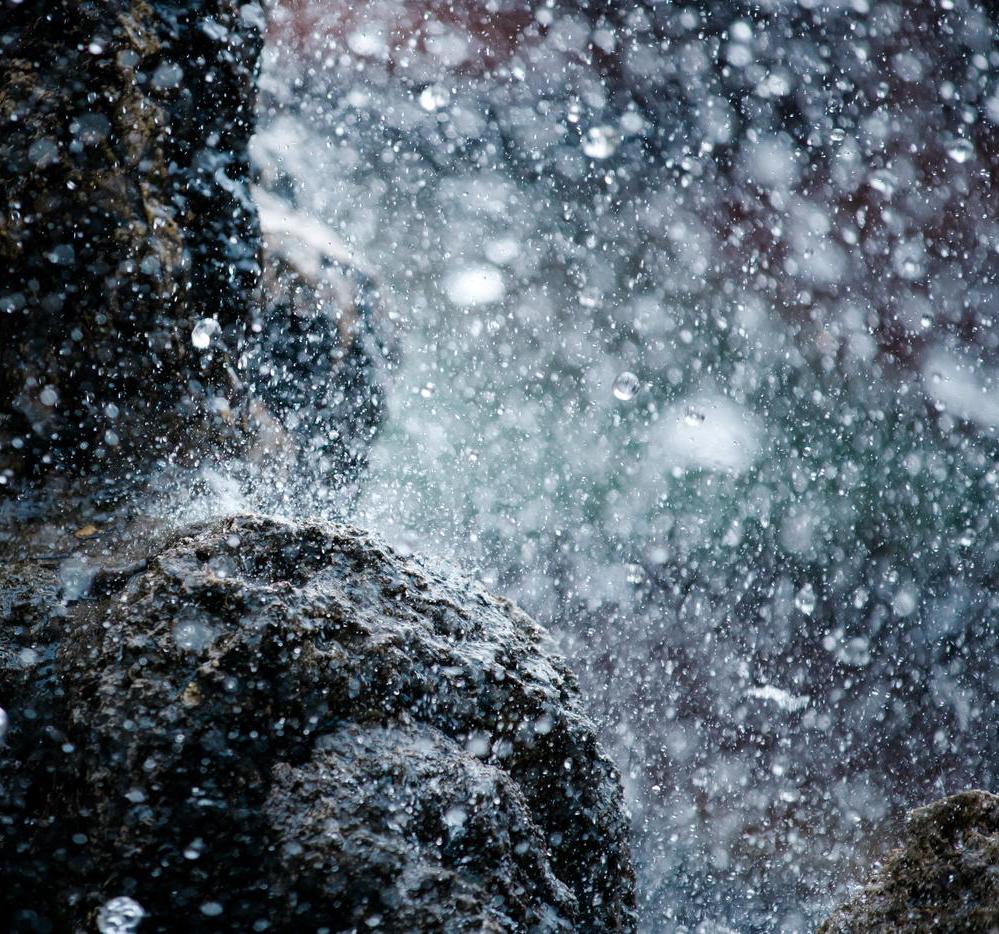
582 126 618 159
445 266 505 306
613 371 639 401
97 896 145 933
0 707 8 744
837 636 871 667
625 563 646 584
444 805 467 830
869 169 897 196
683 406 706 426
191 317 220 350
945 137 974 163
795 583 816 615
892 585 918 617
183 838 204 860
419 85 450 111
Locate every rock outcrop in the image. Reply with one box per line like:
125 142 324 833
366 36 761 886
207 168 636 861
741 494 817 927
0 1 264 480
820 790 999 932
0 1 391 490
1 512 636 931
0 3 635 931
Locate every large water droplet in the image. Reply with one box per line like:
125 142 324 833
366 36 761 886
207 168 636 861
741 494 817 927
795 583 816 615
613 371 640 401
945 137 974 164
582 126 618 159
191 317 220 350
97 897 145 934
419 85 450 111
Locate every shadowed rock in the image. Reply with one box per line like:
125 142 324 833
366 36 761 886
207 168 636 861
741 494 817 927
820 790 999 932
0 1 390 491
0 1 264 480
1 513 636 931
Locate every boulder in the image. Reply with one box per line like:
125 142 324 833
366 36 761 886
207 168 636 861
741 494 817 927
1 511 636 931
820 790 999 932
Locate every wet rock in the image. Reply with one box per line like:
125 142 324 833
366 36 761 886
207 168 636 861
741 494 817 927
820 790 999 932
1 513 636 931
0 1 264 480
0 2 391 494
249 189 397 490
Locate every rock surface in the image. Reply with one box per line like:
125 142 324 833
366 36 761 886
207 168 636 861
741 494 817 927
0 4 633 931
0 1 390 491
1 511 636 931
0 1 264 479
820 790 999 932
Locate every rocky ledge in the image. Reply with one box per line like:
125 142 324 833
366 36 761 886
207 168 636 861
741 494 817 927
1 512 636 931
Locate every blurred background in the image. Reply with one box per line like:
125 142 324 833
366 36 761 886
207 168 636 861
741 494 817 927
251 1 999 929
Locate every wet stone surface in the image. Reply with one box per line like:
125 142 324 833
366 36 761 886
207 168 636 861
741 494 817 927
1 512 636 931
820 790 999 933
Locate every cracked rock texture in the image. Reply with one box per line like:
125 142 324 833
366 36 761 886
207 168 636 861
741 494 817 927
1 512 636 931
820 790 999 933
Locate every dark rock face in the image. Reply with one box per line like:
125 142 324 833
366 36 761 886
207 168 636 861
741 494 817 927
0 1 390 495
1 513 636 931
820 790 999 932
249 191 397 491
0 0 264 480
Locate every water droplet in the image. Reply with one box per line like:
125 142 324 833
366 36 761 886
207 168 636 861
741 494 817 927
613 371 640 401
625 563 646 584
200 902 224 917
444 805 467 830
97 896 145 934
0 707 8 744
868 169 897 197
795 583 816 615
418 85 450 111
419 382 436 399
829 127 846 142
683 406 706 426
892 585 918 617
836 636 871 667
582 126 618 159
39 385 59 407
183 838 204 860
945 137 974 163
445 266 505 307
191 317 220 350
